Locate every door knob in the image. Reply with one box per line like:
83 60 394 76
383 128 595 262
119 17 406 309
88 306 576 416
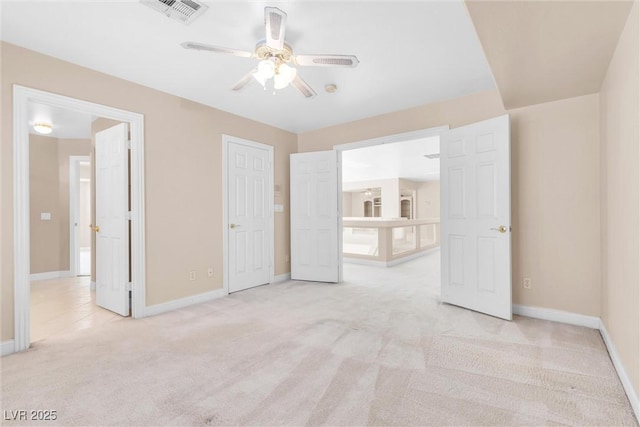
490 225 508 233
230 223 240 229
89 224 100 233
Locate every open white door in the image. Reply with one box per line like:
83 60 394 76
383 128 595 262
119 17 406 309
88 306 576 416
95 123 130 316
441 114 512 320
290 151 340 283
227 139 272 293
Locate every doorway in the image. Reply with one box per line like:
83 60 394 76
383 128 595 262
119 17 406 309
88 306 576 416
12 85 146 353
69 156 92 278
338 128 444 295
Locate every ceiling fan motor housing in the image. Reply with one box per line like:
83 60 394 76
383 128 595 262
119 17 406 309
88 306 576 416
255 40 294 64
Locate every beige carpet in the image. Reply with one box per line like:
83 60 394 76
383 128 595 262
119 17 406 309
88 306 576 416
1 251 637 426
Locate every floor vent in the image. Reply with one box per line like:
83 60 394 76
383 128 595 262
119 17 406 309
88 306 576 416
141 0 208 25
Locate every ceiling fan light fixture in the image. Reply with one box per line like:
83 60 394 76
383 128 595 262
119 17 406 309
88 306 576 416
256 59 276 80
274 63 297 89
33 122 53 135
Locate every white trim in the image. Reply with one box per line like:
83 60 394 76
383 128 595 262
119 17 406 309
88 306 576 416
145 288 227 317
599 320 640 421
273 273 291 283
221 135 275 294
30 271 73 281
512 304 600 329
1 340 15 357
13 85 146 353
69 155 90 277
333 126 450 152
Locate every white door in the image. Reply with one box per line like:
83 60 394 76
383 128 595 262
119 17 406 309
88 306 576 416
290 151 340 283
441 114 512 320
227 140 272 293
95 123 130 316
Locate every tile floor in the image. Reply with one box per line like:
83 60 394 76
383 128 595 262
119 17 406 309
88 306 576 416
30 276 121 343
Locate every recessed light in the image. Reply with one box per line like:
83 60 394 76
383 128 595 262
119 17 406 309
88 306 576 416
33 122 53 135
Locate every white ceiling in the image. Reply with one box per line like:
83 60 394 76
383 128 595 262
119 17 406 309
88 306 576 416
28 102 95 139
342 136 440 183
1 1 496 133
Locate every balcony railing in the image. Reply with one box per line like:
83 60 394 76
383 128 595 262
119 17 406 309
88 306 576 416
342 218 440 266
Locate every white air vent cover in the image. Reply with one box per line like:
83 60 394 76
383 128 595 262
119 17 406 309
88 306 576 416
141 0 208 25
423 153 440 159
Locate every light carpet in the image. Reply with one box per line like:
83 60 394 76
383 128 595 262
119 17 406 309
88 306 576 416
1 250 637 426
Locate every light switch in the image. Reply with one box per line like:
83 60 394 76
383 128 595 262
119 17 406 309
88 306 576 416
274 204 284 213
40 212 51 221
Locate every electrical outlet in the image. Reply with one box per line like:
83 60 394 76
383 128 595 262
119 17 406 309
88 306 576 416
189 271 197 281
523 278 532 289
207 268 214 278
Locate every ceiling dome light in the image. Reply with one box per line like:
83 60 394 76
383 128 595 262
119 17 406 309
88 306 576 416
274 63 297 90
33 122 52 135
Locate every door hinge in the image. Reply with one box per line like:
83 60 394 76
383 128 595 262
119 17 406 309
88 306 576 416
126 282 132 292
126 139 132 150
126 211 132 221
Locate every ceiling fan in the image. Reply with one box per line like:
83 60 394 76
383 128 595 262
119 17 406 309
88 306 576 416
181 6 359 98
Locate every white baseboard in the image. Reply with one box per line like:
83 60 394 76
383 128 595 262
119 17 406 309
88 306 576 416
30 270 73 281
273 273 291 283
512 304 600 329
144 288 227 317
90 281 96 291
599 320 639 421
1 340 15 356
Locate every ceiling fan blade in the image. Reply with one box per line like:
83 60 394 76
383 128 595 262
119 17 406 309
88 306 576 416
232 68 257 92
265 7 287 50
290 74 317 98
293 54 359 68
181 42 253 58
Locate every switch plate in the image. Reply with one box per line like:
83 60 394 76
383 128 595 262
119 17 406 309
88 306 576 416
274 204 284 213
189 271 197 281
40 212 51 221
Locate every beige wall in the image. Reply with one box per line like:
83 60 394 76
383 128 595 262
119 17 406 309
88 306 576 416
29 135 91 274
599 0 640 397
509 94 601 316
299 90 602 317
30 135 62 273
1 42 297 341
416 181 440 219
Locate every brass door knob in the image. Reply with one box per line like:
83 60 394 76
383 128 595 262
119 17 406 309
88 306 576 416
89 224 100 233
230 223 240 229
490 225 508 233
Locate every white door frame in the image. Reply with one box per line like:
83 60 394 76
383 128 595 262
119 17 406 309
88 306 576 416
69 155 91 277
221 135 275 294
333 126 450 281
13 85 147 353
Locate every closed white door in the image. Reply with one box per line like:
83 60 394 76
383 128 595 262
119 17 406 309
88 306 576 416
290 151 339 283
228 140 272 293
95 123 130 316
441 114 512 320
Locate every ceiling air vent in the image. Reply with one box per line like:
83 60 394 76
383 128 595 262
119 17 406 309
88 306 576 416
141 0 208 25
423 153 440 159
